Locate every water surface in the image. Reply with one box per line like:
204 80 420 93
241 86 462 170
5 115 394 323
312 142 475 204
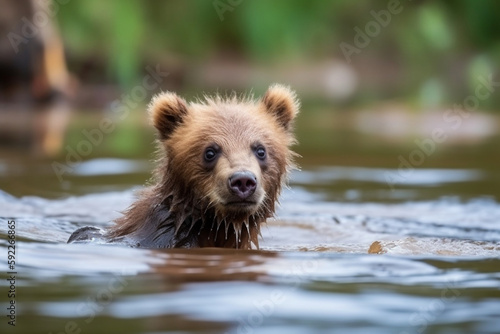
1 155 499 333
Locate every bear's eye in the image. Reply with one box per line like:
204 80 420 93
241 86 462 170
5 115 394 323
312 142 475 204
204 148 217 162
255 146 266 160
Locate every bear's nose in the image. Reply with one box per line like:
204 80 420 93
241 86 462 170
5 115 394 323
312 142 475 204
229 171 257 200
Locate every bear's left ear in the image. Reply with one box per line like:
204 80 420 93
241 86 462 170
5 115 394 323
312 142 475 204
261 84 299 132
148 92 189 140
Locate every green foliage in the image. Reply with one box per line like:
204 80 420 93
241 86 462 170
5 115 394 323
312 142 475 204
55 0 500 109
109 1 144 87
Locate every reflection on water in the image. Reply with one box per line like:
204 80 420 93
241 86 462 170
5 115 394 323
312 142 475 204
1 158 500 333
72 158 151 176
294 166 484 185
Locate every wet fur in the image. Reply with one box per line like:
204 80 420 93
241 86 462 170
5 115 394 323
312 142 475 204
102 84 299 249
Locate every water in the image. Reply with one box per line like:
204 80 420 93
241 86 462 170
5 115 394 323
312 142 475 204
1 154 500 333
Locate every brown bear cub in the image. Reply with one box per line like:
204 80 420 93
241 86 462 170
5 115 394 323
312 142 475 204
68 84 299 249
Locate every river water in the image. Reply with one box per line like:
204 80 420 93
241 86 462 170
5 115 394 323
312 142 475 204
1 152 499 333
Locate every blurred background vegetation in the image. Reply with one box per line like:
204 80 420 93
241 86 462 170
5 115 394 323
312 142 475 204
55 0 500 108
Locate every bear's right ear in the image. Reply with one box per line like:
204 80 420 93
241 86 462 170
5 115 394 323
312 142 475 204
148 92 189 140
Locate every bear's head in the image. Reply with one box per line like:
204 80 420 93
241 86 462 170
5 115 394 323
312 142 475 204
148 84 299 247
